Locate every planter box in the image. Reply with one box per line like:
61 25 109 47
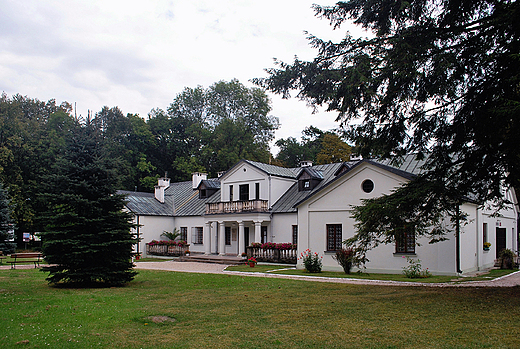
146 244 190 257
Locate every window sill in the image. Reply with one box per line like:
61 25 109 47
393 253 417 257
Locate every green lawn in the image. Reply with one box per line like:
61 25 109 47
227 264 517 283
1 268 519 348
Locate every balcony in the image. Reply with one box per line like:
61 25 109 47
205 200 269 214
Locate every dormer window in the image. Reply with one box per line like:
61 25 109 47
297 168 323 191
197 179 220 199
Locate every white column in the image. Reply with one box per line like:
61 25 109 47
219 221 226 256
254 220 262 243
204 221 212 255
238 221 245 257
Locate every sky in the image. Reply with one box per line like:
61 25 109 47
1 0 364 150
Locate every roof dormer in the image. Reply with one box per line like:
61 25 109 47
297 167 323 191
197 179 220 199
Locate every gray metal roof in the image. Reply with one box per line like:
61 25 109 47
243 160 300 178
118 190 174 216
121 155 428 217
297 167 324 180
166 181 220 217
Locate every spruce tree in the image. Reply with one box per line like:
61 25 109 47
39 121 137 286
0 183 16 254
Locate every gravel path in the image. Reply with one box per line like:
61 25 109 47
134 261 520 287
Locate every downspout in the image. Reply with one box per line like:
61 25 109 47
476 207 480 271
136 215 140 256
456 204 462 274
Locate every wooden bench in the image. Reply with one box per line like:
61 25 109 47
10 252 44 269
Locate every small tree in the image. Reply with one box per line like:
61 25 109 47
332 247 354 274
39 123 137 287
161 228 181 241
499 249 516 270
0 183 15 254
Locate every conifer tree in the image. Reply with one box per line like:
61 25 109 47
39 121 137 286
256 0 520 260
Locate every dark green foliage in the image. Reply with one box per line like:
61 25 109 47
149 79 279 179
39 122 137 286
276 126 351 167
332 247 354 274
256 0 520 254
300 249 323 273
498 249 516 269
0 182 15 254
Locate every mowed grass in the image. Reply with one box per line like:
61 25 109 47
228 264 517 283
1 269 519 348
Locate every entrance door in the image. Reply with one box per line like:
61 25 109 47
496 227 507 258
244 227 249 250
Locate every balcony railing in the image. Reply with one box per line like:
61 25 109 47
146 243 190 257
206 200 269 214
246 246 297 264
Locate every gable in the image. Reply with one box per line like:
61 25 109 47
300 162 408 210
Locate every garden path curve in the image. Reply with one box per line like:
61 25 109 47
134 261 520 287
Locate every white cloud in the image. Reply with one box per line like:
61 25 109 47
0 0 363 148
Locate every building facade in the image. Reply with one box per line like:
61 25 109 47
120 156 518 275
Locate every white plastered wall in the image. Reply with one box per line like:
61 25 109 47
133 215 175 257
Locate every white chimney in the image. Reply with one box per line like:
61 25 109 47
154 177 170 203
192 172 207 189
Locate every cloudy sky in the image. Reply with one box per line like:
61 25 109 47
1 0 364 148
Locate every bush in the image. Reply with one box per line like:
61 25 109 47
333 248 354 274
499 249 516 269
0 242 16 255
402 256 431 278
299 249 322 273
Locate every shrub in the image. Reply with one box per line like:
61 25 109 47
499 249 516 269
261 242 277 250
299 249 322 273
333 247 354 274
148 240 187 247
402 256 431 278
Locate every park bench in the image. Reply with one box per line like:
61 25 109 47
10 252 44 269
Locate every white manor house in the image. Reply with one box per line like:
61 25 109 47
120 155 518 275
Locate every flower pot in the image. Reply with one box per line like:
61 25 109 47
483 247 490 251
249 262 256 268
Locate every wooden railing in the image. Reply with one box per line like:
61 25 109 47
246 246 297 264
206 200 269 214
146 244 190 256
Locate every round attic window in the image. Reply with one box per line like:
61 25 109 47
243 168 247 172
362 179 374 193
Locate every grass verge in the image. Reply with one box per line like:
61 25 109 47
226 264 518 283
1 268 519 348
